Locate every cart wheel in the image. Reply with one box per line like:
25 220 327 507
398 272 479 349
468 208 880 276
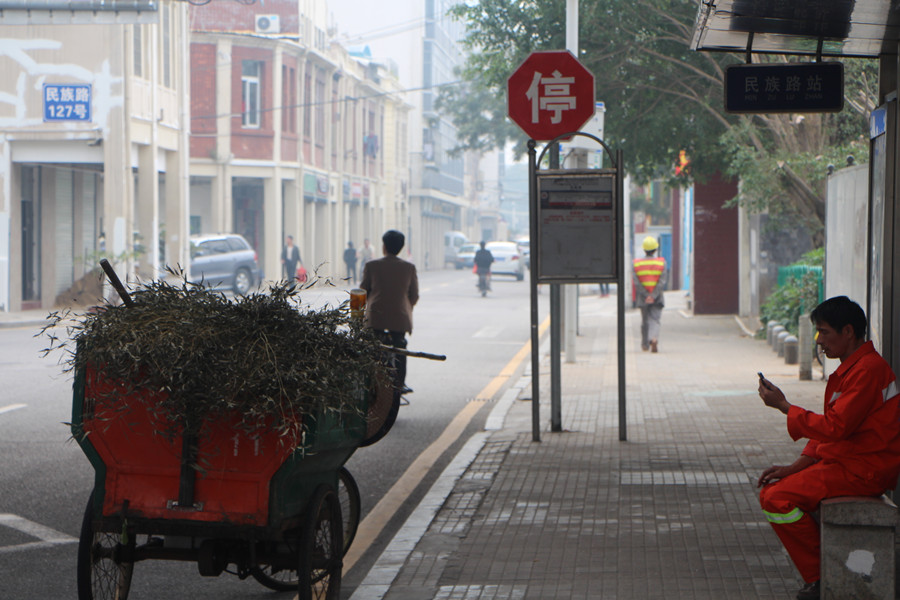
359 378 400 447
337 467 360 556
298 485 343 600
77 491 134 600
250 538 300 591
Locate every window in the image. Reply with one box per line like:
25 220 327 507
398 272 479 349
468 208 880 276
282 66 296 133
315 71 325 146
303 71 312 138
242 60 262 128
162 4 171 88
226 236 249 251
331 86 338 152
133 24 143 78
281 66 288 131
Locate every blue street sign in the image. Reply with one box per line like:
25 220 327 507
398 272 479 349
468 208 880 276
43 84 91 122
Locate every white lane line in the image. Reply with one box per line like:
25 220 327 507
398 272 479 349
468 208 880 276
473 326 502 338
0 404 26 415
0 514 77 554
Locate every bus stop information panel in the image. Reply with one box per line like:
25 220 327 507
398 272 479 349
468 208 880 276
536 170 617 282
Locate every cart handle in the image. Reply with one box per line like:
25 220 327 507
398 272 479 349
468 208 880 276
99 259 135 308
380 345 446 361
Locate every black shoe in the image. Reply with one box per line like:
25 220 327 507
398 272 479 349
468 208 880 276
796 580 819 600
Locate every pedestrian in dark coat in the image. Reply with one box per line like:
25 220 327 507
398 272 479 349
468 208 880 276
344 241 358 284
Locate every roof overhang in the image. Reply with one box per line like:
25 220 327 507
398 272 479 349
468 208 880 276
0 1 158 25
691 0 900 58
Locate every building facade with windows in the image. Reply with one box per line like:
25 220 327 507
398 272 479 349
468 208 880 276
188 0 410 282
405 0 470 268
0 1 190 312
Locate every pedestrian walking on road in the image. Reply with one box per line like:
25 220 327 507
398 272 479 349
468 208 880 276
632 235 667 352
360 230 418 394
473 241 494 296
344 241 358 284
358 238 374 272
281 235 302 282
757 296 900 600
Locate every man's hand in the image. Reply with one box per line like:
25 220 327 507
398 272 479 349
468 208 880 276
757 465 790 487
757 455 816 487
758 377 791 414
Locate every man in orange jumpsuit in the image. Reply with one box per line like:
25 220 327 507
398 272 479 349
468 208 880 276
757 296 900 600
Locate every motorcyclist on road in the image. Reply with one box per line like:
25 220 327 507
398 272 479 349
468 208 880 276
473 241 494 295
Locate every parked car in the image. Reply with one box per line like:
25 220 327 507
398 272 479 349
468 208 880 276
189 233 263 295
456 243 479 269
485 241 526 281
514 237 530 268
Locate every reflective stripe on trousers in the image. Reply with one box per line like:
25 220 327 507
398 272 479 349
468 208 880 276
762 507 804 525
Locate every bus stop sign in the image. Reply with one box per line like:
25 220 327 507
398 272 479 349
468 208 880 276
507 50 595 141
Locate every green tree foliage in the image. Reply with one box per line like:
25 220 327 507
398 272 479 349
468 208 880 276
441 0 877 242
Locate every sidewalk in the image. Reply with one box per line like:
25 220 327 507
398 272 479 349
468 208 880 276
351 291 826 600
0 284 355 330
0 308 49 329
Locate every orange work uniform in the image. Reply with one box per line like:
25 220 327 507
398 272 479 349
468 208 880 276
759 341 900 583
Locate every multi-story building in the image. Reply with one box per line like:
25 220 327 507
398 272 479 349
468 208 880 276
405 0 469 268
188 0 410 282
0 1 190 312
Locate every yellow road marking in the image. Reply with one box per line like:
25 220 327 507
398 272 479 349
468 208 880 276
342 315 549 574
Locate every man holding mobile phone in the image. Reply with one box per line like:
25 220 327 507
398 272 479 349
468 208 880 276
756 296 900 600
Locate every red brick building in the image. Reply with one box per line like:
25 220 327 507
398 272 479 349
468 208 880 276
187 0 409 281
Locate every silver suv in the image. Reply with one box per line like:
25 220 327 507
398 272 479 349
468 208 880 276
189 233 262 295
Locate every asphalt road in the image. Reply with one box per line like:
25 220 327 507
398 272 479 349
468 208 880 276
0 266 543 599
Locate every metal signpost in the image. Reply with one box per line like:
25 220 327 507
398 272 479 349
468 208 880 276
508 50 627 442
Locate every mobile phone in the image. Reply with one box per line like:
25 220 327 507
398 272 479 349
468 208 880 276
758 372 769 388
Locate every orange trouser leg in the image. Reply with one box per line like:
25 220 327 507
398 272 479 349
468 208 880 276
766 511 821 583
759 460 886 584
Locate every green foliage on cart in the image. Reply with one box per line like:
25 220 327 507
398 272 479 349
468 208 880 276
42 270 386 449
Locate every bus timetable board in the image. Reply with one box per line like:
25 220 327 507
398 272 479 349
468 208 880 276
536 170 617 282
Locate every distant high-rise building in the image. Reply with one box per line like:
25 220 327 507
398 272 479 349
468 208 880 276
331 0 473 269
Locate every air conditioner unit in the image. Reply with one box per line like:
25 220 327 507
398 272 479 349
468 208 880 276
255 14 280 34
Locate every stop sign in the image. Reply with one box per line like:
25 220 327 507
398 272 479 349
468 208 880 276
507 50 595 141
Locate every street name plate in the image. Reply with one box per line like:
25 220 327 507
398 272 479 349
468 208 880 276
725 62 843 113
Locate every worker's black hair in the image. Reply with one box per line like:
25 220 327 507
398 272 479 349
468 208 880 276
810 296 867 340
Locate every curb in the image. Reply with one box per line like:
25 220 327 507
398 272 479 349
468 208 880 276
348 359 542 599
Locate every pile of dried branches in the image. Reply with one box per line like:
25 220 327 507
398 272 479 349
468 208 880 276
43 277 386 448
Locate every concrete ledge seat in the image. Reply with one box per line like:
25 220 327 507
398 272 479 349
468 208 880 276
821 495 899 527
820 495 898 600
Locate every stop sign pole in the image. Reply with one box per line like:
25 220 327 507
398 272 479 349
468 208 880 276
508 50 626 442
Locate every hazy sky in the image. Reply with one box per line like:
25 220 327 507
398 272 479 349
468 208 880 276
327 1 423 86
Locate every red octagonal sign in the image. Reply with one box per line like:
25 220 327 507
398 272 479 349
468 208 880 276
507 50 595 141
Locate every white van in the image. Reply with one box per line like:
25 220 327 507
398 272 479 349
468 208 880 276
444 231 469 268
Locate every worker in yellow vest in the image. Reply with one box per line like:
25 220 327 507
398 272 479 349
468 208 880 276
633 236 668 352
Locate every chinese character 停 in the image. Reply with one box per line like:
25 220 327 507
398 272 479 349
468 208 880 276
526 69 577 124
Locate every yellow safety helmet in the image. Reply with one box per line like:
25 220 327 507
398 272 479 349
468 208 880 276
642 236 659 252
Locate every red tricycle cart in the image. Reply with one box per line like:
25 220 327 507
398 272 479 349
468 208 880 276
72 362 368 600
